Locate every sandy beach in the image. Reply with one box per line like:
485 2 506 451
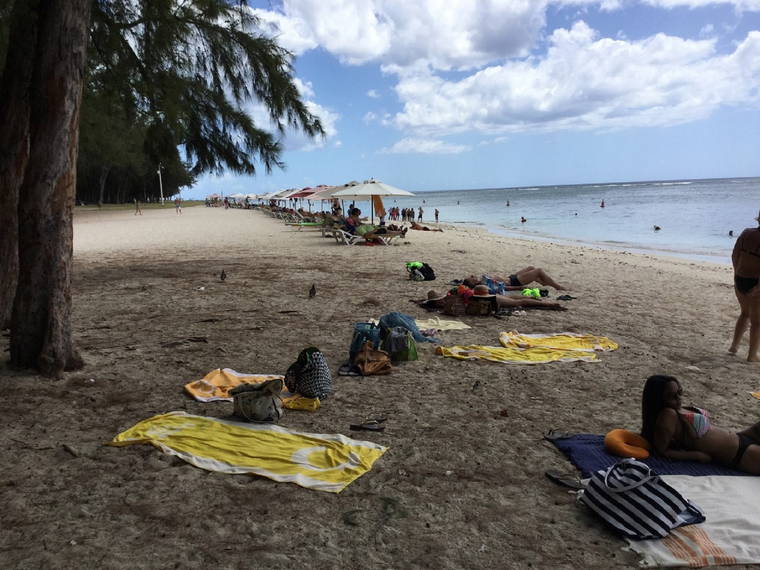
1 205 756 568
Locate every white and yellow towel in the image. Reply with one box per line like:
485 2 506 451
184 368 319 411
436 330 618 364
415 316 471 331
627 475 760 567
109 412 387 493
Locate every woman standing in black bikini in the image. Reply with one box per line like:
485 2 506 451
730 211 760 362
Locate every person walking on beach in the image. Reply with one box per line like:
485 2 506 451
223 197 229 209
600 199 605 208
434 208 439 223
134 198 142 216
174 197 182 215
729 211 760 361
418 207 423 222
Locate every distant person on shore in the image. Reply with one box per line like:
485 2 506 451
729 211 760 362
729 230 734 237
520 216 527 223
434 208 439 223
418 207 423 222
174 197 182 215
641 374 760 473
463 267 568 291
600 199 605 208
654 225 661 231
223 197 229 209
134 198 142 216
506 200 510 207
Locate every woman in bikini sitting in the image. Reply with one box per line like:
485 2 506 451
641 374 760 474
730 211 760 361
462 266 567 291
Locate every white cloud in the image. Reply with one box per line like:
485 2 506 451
367 89 381 98
380 137 471 154
550 0 760 9
253 0 550 70
391 23 760 136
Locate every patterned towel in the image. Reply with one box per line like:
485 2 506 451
109 412 387 493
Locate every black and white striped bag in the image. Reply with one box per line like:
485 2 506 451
578 458 705 540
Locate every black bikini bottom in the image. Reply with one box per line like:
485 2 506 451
735 275 759 294
509 274 521 287
732 432 759 467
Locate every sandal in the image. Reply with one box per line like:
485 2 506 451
544 470 584 490
349 418 387 432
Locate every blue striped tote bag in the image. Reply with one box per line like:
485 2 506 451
578 458 705 540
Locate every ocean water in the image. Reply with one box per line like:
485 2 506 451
368 177 760 264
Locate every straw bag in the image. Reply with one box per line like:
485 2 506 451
578 458 705 540
353 341 392 375
441 294 467 317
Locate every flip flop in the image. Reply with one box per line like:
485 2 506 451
557 295 577 301
349 418 387 432
545 470 584 490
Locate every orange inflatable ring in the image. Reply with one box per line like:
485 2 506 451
604 429 651 459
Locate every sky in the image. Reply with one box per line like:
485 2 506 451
189 0 760 198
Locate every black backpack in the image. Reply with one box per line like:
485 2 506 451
410 262 436 281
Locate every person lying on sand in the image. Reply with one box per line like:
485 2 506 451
410 221 443 232
463 266 567 291
641 374 760 474
424 284 566 311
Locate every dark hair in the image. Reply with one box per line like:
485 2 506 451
641 374 679 444
462 276 480 288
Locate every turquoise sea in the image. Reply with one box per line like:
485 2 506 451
374 177 760 264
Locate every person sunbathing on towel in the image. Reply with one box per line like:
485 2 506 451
641 374 760 474
410 221 443 232
425 285 566 311
463 266 567 291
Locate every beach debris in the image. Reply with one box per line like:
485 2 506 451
309 283 316 298
196 286 205 291
653 225 661 231
684 365 702 372
220 269 227 281
471 380 481 391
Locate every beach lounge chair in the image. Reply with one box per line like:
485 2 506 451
334 229 365 245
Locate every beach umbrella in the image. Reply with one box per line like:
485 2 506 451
332 180 415 222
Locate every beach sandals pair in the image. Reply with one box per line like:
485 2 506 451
349 418 386 432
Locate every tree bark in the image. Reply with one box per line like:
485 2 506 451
97 164 109 206
10 0 91 376
0 1 40 329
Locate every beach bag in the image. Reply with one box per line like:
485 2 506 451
230 378 284 422
349 322 382 361
406 262 436 281
284 347 332 399
441 294 467 317
578 458 705 540
380 326 418 362
465 295 498 316
353 341 393 376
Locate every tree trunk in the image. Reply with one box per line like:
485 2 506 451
10 0 91 376
97 164 109 206
0 1 40 329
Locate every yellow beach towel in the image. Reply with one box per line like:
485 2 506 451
436 330 617 364
109 412 387 493
184 368 319 411
499 331 619 352
415 316 471 331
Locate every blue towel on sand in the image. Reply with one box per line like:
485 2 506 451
548 433 747 478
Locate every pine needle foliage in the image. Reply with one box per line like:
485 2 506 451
86 0 323 180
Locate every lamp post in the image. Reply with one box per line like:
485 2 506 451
157 163 164 204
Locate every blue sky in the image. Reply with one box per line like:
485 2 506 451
188 0 760 198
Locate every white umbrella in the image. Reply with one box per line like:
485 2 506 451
332 180 415 222
331 180 414 199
